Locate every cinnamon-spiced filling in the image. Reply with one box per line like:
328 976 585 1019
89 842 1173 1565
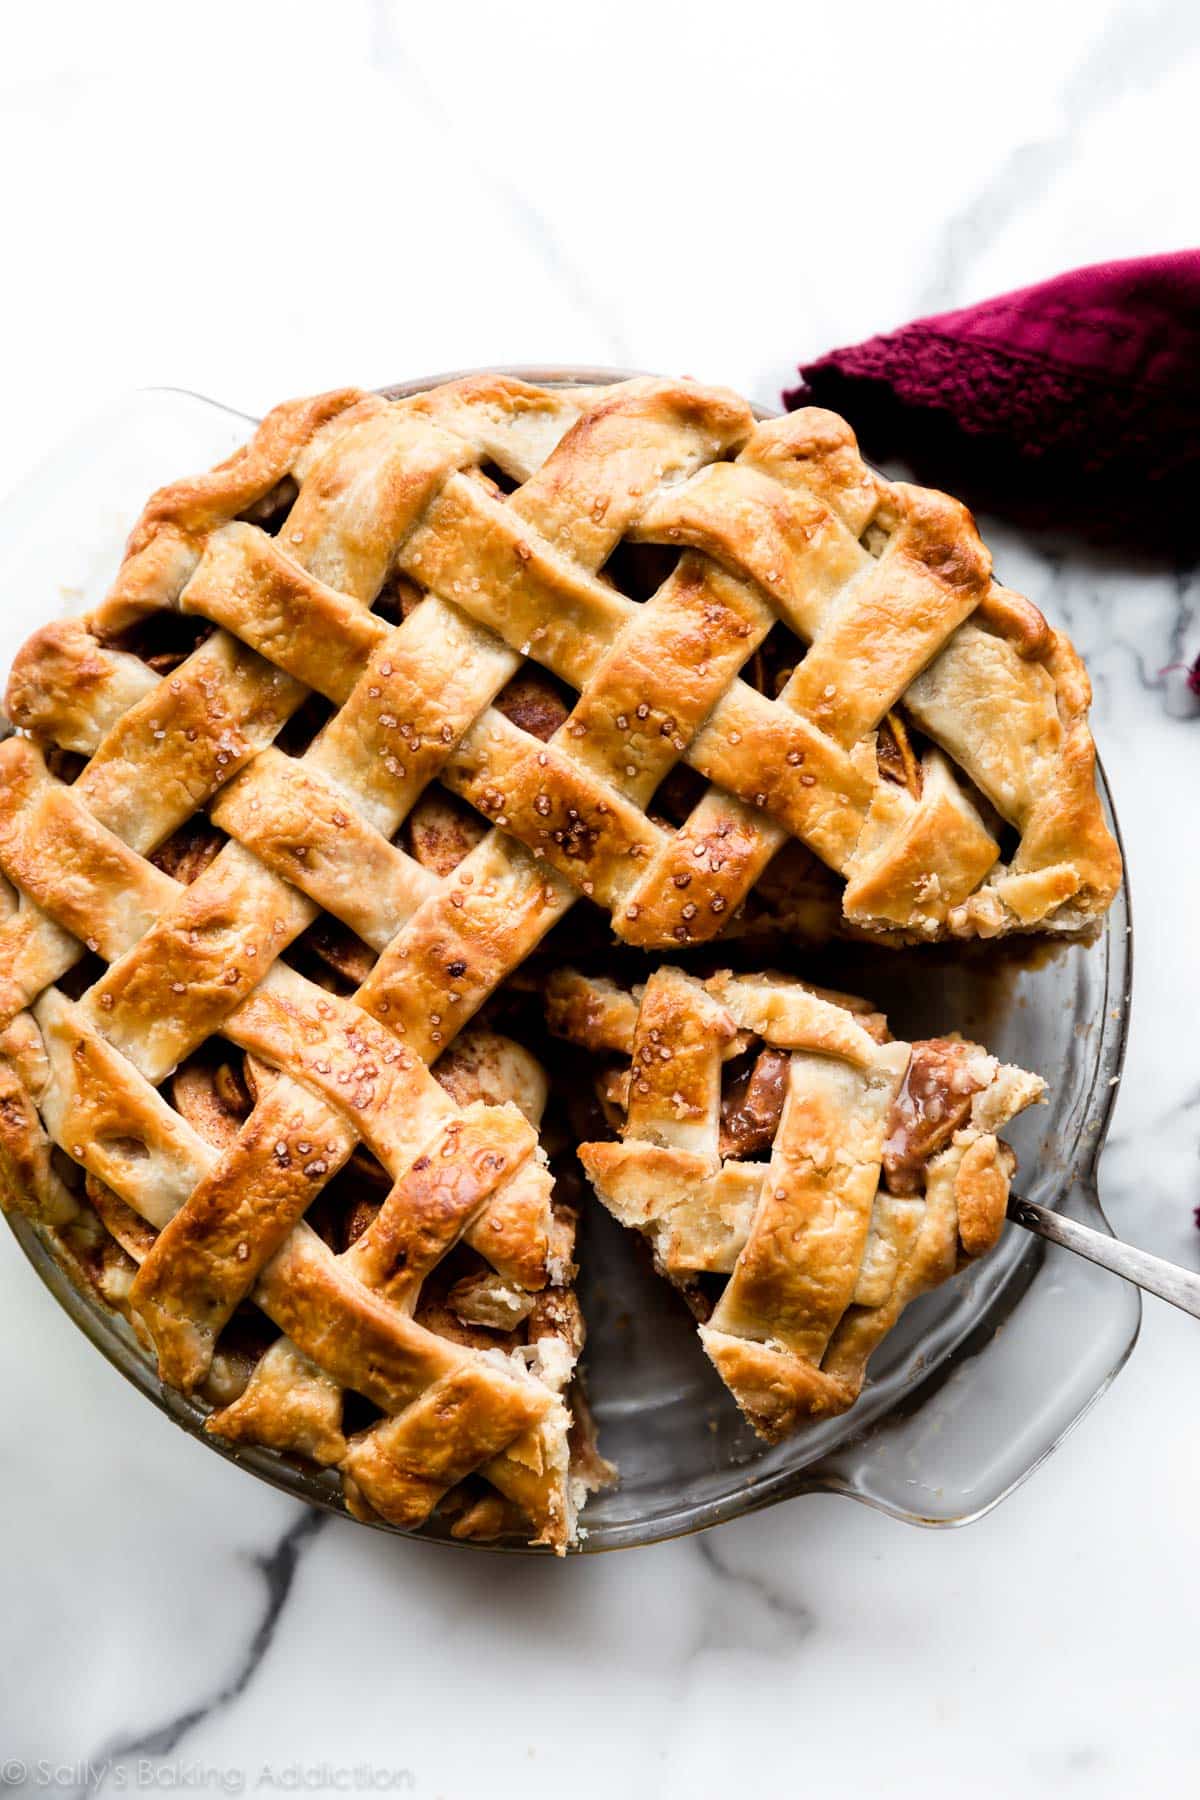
710 1032 988 1186
719 1047 790 1158
875 711 922 797
881 1038 986 1195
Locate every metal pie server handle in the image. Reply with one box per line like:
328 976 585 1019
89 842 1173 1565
1008 1197 1200 1322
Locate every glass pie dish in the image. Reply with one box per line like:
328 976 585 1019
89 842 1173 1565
0 372 1137 1551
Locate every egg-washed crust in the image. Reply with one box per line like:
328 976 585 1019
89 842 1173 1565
548 965 1044 1440
0 372 1105 1541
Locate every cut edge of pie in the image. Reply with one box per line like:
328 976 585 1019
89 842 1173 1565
0 1013 613 1550
546 964 1045 1441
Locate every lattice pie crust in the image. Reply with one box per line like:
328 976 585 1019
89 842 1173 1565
0 374 1110 1545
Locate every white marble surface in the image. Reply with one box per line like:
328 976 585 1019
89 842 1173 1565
1 2 1199 1795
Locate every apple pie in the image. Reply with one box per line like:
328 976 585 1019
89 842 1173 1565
0 373 1112 1545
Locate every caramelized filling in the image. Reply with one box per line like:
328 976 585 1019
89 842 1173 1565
719 1047 790 1158
876 711 921 797
404 787 486 878
494 667 571 742
340 1194 382 1250
371 570 425 624
882 1038 986 1194
170 1049 253 1150
296 917 376 989
150 820 225 884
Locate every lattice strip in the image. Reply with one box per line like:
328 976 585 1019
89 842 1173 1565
181 523 392 703
210 749 438 950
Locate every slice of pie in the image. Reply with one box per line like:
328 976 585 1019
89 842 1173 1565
547 966 1044 1438
0 373 1096 1544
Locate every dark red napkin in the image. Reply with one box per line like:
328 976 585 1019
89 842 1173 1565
784 251 1200 563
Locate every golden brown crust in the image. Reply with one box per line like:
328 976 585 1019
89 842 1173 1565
0 371 1110 1541
554 966 1043 1439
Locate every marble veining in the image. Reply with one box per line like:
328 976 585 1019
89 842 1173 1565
1 3 1198 1796
71 1515 328 1800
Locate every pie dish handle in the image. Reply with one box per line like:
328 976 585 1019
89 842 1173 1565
803 1172 1141 1527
